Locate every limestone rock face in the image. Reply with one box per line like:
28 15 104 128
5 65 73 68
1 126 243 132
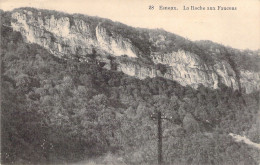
117 62 158 79
10 9 260 93
96 26 137 58
11 10 137 58
152 50 219 88
240 70 260 93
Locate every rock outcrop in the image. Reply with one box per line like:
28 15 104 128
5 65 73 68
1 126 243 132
10 8 260 93
11 10 137 58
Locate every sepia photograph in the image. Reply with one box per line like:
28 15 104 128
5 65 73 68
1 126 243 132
0 0 260 164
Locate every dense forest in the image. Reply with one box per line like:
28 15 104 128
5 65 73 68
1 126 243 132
1 10 260 165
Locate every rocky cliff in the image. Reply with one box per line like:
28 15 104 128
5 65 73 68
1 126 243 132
11 9 138 58
9 8 260 93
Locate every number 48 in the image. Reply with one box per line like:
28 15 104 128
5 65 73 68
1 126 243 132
149 5 154 10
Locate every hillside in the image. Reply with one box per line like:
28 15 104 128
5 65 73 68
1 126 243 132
7 7 260 93
1 8 260 165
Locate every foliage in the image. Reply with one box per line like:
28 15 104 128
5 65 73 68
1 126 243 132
1 11 260 165
11 7 260 72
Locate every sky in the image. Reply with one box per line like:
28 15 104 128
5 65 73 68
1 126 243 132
0 0 259 50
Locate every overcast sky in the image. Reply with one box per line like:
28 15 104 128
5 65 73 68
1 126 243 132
1 0 259 50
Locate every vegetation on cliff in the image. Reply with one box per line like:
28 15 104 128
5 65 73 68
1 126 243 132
2 9 260 164
1 17 260 164
11 7 260 71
